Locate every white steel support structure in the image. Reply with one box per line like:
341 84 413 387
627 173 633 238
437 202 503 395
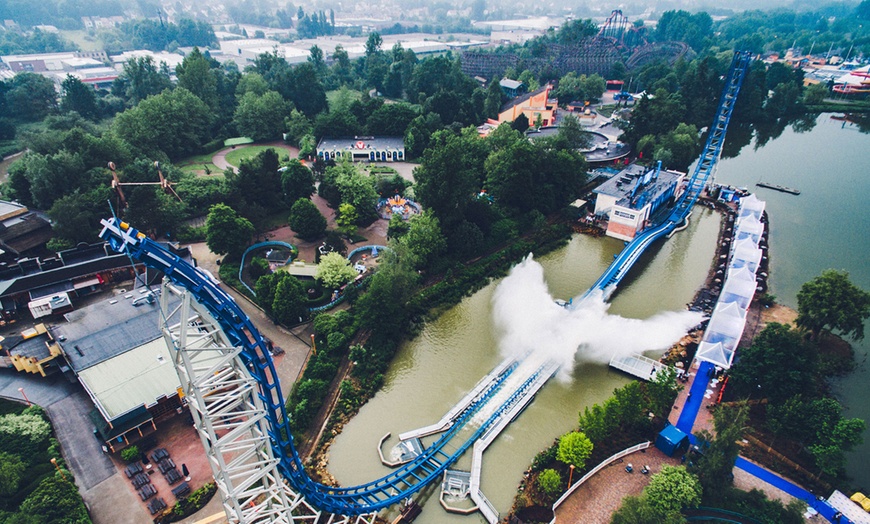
159 281 321 523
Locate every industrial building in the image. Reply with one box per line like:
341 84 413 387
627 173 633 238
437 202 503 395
592 163 685 241
52 289 185 452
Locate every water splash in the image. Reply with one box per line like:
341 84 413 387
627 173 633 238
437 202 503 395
491 255 704 381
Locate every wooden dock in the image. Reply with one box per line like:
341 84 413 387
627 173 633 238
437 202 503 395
756 182 800 195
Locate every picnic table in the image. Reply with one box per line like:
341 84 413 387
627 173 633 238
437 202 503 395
164 468 183 485
124 462 143 478
157 457 175 474
138 483 157 500
131 472 151 489
150 448 170 462
147 497 167 515
171 481 190 499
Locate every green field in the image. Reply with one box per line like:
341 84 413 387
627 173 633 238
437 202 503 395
224 146 289 167
59 30 104 52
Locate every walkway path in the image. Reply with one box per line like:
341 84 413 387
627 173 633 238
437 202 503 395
553 447 680 523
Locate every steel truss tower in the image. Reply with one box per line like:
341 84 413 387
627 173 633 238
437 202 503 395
158 281 372 524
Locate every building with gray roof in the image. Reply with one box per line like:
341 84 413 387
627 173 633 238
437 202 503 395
317 136 405 163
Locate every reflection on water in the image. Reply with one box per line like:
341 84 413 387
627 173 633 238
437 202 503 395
327 209 721 522
714 113 870 488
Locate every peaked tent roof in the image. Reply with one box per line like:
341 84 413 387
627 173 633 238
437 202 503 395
738 194 765 220
696 340 736 368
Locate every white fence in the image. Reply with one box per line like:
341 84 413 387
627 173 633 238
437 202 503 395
549 441 651 523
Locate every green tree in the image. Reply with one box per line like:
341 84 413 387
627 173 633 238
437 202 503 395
484 77 505 118
644 465 701 513
413 128 488 229
288 198 327 240
316 251 358 289
176 47 218 112
284 109 313 147
689 403 748 495
727 323 816 403
234 90 290 141
803 83 829 105
0 410 51 461
60 75 99 120
336 203 359 235
280 160 315 206
397 211 447 270
19 477 90 524
537 469 562 498
556 431 593 469
6 72 57 121
272 275 307 324
227 148 284 211
205 204 254 257
112 87 212 160
611 494 684 524
48 187 114 246
797 270 870 342
0 451 25 497
120 55 172 104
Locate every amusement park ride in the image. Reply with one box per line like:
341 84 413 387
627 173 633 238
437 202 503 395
108 161 182 214
99 50 752 524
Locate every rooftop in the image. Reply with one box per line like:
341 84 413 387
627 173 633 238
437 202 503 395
53 290 179 372
593 164 682 210
78 337 179 420
317 136 405 151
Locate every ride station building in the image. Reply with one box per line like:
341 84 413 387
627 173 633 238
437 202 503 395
592 163 685 241
316 136 405 163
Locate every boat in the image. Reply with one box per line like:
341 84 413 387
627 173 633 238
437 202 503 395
755 182 800 195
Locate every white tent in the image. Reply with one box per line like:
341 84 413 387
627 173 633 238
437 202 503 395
696 340 736 369
704 302 747 345
731 238 763 273
738 194 765 221
735 214 764 244
720 266 757 309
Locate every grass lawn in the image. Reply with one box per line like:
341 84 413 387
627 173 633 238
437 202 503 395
326 88 363 108
60 30 103 52
225 146 289 167
224 137 254 147
179 163 221 175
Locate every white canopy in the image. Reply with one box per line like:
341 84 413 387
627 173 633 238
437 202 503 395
731 238 763 273
735 214 764 244
720 266 757 309
738 194 765 220
696 340 737 369
704 301 747 345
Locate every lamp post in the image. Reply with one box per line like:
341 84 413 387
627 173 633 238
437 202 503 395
51 458 66 481
18 387 31 406
568 464 575 486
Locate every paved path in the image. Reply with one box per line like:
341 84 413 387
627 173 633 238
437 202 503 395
553 447 680 524
0 369 139 520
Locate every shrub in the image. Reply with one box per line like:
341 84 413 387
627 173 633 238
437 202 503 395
120 445 140 463
537 469 562 498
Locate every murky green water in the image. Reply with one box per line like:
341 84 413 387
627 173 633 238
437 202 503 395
713 114 870 489
328 208 721 522
328 113 870 520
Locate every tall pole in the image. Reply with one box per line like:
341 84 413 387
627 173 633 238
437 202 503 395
568 464 575 486
51 458 67 481
18 387 31 406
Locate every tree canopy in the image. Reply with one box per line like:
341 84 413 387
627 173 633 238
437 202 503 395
316 252 358 289
556 431 594 469
797 269 870 342
205 204 254 258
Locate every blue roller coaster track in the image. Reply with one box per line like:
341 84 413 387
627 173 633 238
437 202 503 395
586 50 752 296
99 49 751 519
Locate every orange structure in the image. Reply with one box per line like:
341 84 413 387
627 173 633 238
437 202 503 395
497 85 556 126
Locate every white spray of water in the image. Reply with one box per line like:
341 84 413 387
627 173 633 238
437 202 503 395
491 254 704 381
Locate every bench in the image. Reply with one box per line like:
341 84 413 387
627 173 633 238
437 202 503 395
165 468 183 485
138 483 157 500
171 481 190 499
124 462 143 478
147 497 167 515
131 472 151 488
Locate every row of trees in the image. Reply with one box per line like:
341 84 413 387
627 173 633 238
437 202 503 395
0 404 89 523
726 270 870 477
